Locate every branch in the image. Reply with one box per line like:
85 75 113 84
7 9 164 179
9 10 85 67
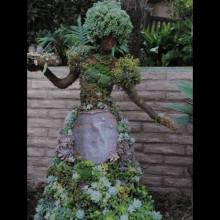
27 57 80 89
122 86 181 131
44 66 80 89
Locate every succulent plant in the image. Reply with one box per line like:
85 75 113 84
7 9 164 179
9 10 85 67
55 133 76 161
91 190 102 203
107 186 118 197
47 175 55 184
107 149 119 162
75 209 85 219
86 188 94 195
97 74 112 89
116 139 136 171
132 198 142 210
83 0 133 47
112 54 141 89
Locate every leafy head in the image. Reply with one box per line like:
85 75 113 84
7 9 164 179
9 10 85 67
83 0 133 47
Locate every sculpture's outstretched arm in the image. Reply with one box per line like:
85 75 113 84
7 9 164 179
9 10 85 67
122 86 181 132
27 57 80 89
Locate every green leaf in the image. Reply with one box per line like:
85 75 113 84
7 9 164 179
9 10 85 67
174 115 193 125
177 80 193 90
111 46 115 57
43 62 48 73
162 54 169 66
164 104 193 115
96 92 102 96
150 46 159 53
175 83 193 100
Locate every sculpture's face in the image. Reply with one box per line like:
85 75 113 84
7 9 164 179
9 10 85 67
100 36 117 51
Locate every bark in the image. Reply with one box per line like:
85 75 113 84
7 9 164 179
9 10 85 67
43 66 80 89
123 86 181 131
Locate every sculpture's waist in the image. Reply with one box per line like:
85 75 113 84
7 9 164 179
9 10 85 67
78 108 111 115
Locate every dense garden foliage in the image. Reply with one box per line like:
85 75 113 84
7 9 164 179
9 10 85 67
140 19 193 66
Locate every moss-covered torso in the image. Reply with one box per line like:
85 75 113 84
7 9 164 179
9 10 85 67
78 53 117 112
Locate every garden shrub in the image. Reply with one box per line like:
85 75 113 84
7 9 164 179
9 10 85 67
27 0 100 48
141 20 193 66
165 0 193 21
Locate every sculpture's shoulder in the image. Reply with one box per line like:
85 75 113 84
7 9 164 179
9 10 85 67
111 54 142 89
67 45 98 70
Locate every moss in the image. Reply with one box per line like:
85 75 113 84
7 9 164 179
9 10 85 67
111 54 142 89
97 74 112 89
27 51 62 66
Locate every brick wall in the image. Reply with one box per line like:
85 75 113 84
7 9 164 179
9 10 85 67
27 66 193 196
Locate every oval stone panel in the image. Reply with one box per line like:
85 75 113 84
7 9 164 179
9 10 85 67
72 109 119 165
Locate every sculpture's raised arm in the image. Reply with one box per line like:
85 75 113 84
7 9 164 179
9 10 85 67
111 54 181 132
122 85 181 131
27 52 81 89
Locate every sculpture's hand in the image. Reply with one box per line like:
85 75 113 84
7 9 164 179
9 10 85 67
122 86 181 131
27 55 80 89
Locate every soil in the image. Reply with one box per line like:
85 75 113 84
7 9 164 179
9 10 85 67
27 182 193 220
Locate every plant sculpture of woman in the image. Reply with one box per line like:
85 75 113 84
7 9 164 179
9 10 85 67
28 1 181 219
27 0 180 170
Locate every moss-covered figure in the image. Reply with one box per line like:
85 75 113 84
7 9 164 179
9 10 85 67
27 1 181 219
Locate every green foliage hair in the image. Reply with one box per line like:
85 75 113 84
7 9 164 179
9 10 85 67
83 0 133 47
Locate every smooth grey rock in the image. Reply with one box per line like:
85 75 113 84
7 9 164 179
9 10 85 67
73 109 119 164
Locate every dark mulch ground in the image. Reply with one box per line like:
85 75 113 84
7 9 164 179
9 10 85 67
149 191 193 220
27 182 193 220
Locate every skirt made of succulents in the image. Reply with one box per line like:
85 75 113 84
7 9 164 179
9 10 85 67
72 109 119 165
